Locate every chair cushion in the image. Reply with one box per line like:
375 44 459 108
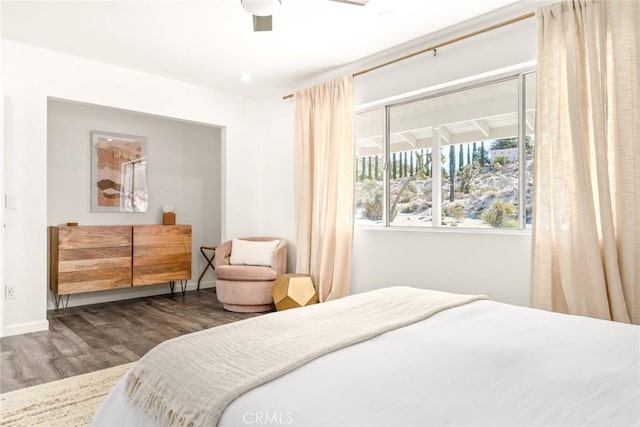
215 265 278 281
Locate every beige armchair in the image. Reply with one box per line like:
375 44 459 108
214 237 287 312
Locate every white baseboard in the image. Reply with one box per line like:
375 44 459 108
1 319 50 337
194 280 216 289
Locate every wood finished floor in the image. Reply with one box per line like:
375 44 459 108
0 288 259 393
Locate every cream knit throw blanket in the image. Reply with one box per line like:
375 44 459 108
125 286 487 426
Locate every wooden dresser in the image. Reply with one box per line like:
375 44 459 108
49 225 192 307
132 225 192 286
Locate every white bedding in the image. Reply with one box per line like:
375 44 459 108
93 299 640 426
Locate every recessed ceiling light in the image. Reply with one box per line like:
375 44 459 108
241 0 281 17
241 73 253 83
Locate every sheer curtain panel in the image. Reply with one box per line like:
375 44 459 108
532 0 639 323
294 75 355 302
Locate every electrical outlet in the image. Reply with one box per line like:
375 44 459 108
5 285 16 299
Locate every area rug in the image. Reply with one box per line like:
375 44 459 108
0 362 133 427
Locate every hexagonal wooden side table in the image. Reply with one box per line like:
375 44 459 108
272 273 319 311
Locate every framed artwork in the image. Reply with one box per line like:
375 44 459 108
91 131 148 212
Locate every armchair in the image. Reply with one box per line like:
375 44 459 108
214 237 287 312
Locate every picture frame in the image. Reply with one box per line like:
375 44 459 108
90 131 148 213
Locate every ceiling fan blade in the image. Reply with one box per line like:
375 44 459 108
253 15 273 31
328 0 370 5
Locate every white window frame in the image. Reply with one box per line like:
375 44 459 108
355 67 536 233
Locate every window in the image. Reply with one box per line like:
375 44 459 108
355 72 536 230
354 109 384 224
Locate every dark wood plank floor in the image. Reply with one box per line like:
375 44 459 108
0 288 259 393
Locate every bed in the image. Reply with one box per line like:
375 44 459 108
92 287 639 426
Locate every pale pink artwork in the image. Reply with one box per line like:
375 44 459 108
91 132 148 212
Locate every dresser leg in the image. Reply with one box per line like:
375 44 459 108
179 280 187 296
53 293 70 314
169 280 187 297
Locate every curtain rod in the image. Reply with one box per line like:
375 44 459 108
282 11 535 100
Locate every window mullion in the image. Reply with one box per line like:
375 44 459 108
384 106 391 227
432 127 442 227
517 73 526 230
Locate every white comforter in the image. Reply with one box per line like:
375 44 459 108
93 299 640 426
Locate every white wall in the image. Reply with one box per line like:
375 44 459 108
46 99 221 308
0 6 6 335
2 40 266 336
254 98 297 273
352 19 537 107
264 4 538 307
352 229 531 305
